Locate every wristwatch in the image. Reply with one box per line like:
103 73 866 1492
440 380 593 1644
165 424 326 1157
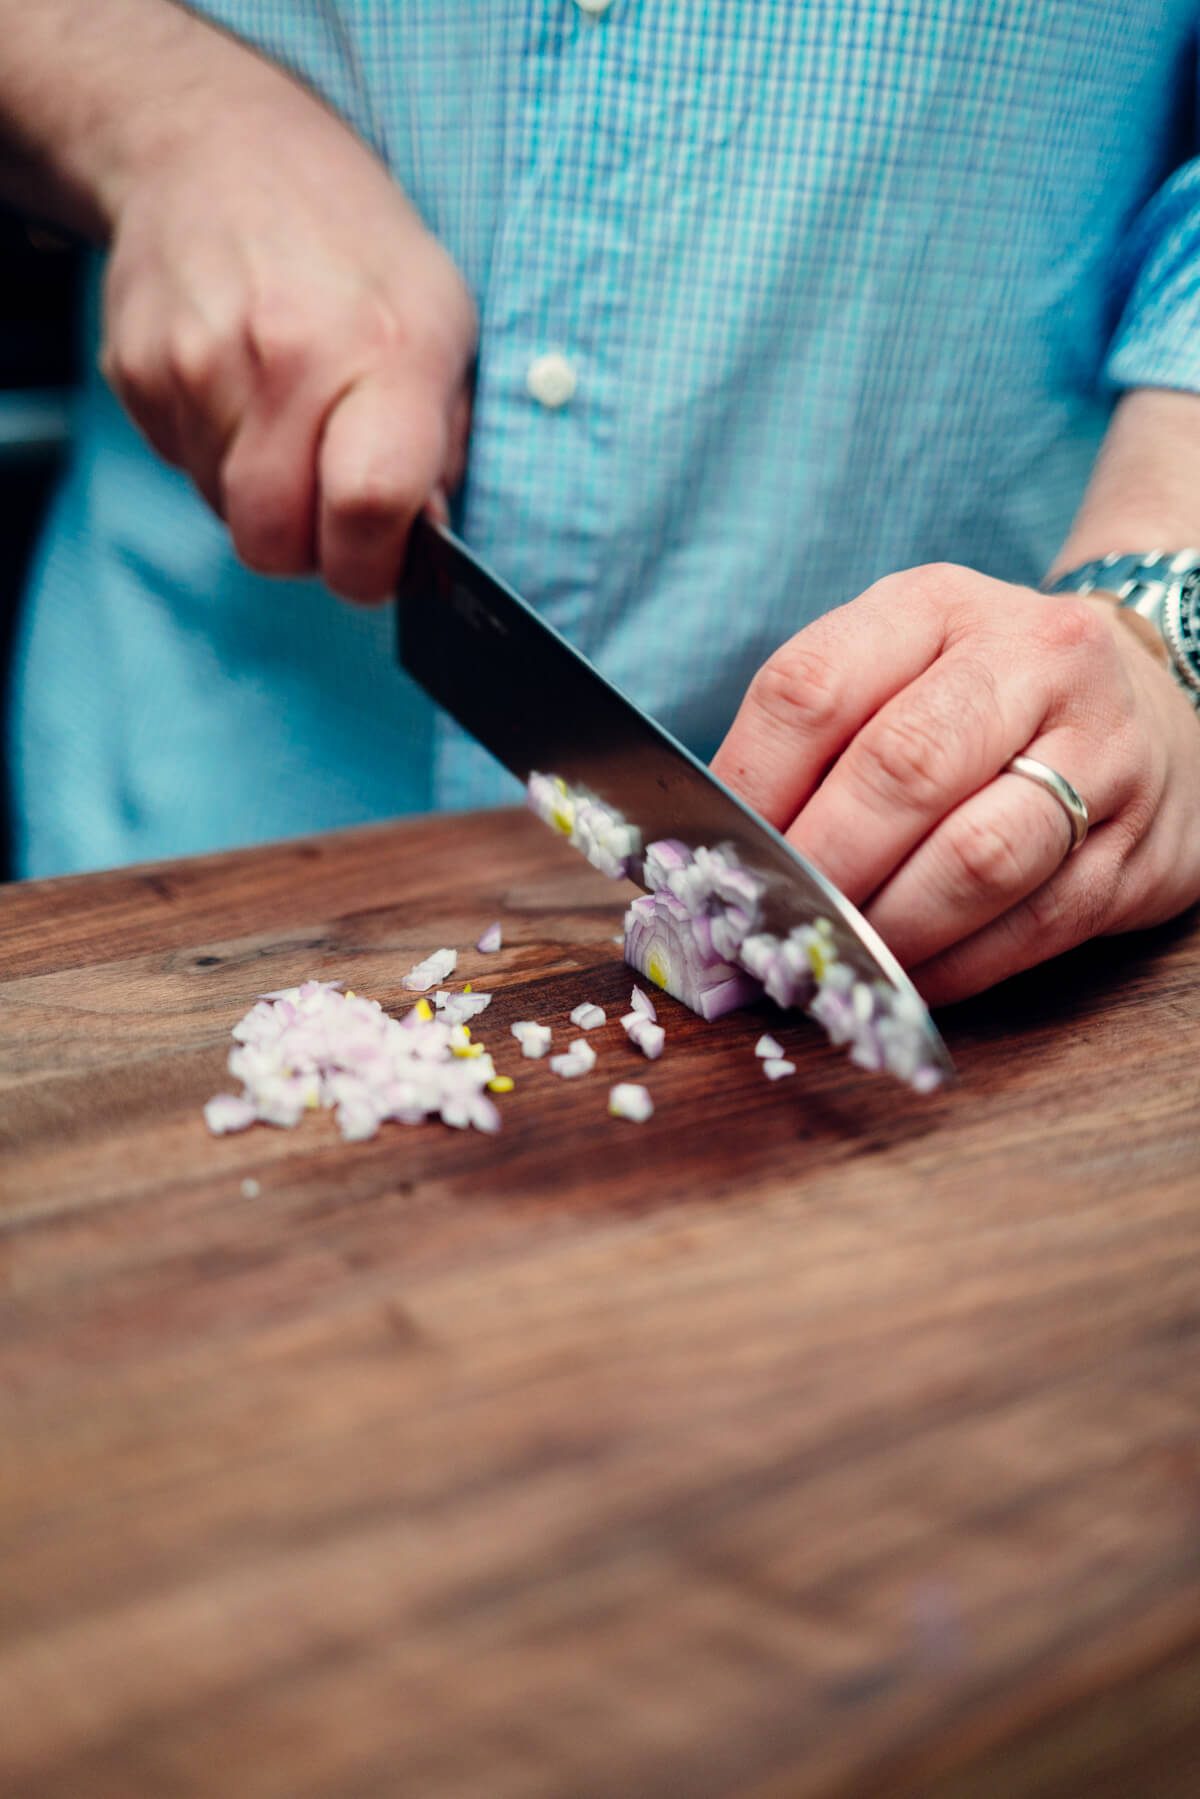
1042 549 1200 710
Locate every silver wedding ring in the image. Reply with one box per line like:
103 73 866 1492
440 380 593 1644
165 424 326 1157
1005 754 1089 852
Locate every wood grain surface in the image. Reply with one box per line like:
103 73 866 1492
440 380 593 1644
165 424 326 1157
1 807 1199 1798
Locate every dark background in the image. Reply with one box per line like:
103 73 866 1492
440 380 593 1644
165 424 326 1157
0 207 82 881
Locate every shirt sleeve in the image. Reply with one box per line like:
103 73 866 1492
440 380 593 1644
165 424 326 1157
1105 146 1200 394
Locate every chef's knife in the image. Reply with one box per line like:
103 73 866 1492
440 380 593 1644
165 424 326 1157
397 516 954 1080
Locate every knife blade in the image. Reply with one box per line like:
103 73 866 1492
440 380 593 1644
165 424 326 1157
397 516 954 1081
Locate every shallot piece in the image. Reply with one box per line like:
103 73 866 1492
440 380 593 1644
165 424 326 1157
204 1093 258 1135
402 947 458 992
643 839 691 893
476 921 503 953
755 1033 784 1060
629 985 657 1021
511 1020 552 1059
204 978 505 1142
623 1016 665 1060
259 980 345 1002
549 1039 597 1079
623 891 760 1021
762 1058 796 1080
608 1082 654 1122
570 1002 607 1031
526 772 641 878
441 992 492 1026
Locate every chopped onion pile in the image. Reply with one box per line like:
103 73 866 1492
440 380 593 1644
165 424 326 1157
204 979 503 1142
608 1082 654 1122
527 772 641 879
402 947 457 992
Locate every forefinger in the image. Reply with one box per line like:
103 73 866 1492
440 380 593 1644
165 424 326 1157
316 369 452 603
710 567 957 829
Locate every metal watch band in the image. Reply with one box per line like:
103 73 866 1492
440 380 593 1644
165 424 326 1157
1042 548 1200 708
1042 547 1199 610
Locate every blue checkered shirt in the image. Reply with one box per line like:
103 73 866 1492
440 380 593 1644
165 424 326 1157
12 1 1200 873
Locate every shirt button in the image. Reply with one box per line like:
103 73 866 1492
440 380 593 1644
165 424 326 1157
526 351 578 410
575 0 614 15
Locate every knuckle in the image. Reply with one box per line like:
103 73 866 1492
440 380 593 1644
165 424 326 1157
1105 855 1154 931
868 561 964 612
1111 773 1160 857
750 642 844 738
325 463 419 531
858 711 950 808
165 322 222 398
349 288 406 358
947 812 1029 903
102 333 163 406
1034 595 1109 659
1020 876 1068 940
245 296 313 381
1023 860 1112 944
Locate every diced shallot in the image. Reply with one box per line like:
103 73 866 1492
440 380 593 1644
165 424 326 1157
630 985 657 1021
623 891 760 1021
526 772 641 878
762 1058 796 1080
622 1015 665 1060
402 947 458 992
476 921 503 953
608 1082 654 1122
632 838 947 1093
755 1033 784 1060
511 1020 552 1059
258 979 345 1002
204 979 507 1142
549 1038 597 1079
525 776 949 1093
570 1002 606 1030
441 991 492 1026
204 1093 258 1135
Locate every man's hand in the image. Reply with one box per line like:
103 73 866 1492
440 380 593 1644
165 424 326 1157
712 564 1200 1004
101 84 477 602
0 0 477 603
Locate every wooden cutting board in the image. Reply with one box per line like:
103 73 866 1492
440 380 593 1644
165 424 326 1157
1 806 1199 1798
